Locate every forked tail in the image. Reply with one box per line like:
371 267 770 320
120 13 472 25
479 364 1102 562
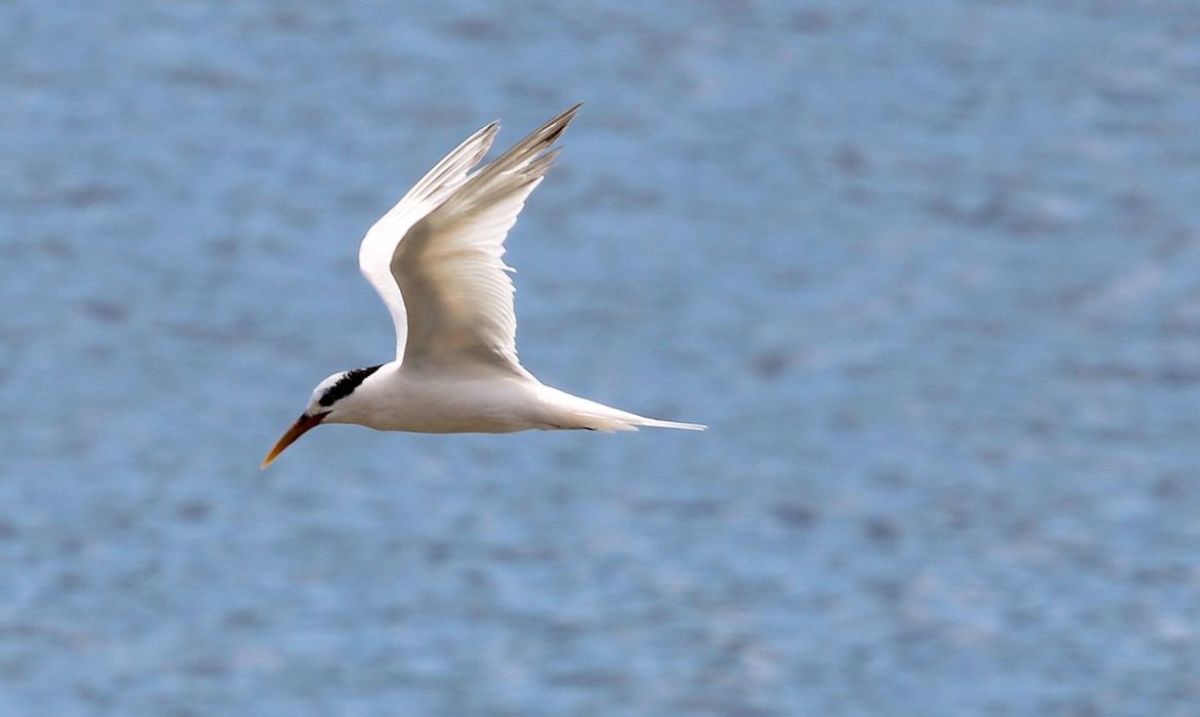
623 416 707 431
537 385 706 432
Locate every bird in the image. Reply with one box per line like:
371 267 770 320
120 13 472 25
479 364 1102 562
262 104 704 468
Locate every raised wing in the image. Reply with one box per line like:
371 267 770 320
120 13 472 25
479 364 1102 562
358 121 499 358
391 104 581 374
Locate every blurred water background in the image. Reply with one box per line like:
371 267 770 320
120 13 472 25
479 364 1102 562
3 1 1200 714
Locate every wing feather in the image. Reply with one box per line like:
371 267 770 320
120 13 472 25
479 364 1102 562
391 104 582 374
358 121 499 358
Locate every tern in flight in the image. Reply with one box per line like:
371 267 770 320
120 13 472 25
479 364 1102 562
263 105 704 468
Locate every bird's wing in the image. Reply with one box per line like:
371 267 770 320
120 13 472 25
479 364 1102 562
391 104 581 375
358 121 500 358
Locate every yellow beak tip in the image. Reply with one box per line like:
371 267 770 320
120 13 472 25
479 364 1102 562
260 412 325 470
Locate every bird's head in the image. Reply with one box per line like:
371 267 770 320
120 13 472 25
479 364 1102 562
261 365 383 468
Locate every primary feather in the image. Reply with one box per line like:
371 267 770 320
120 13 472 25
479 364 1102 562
358 120 501 359
393 105 577 373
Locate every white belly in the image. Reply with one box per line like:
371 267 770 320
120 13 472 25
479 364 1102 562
333 367 557 433
321 362 675 434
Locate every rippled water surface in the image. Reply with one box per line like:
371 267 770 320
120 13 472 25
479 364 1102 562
3 2 1200 714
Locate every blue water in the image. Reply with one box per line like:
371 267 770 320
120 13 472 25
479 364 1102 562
4 1 1200 714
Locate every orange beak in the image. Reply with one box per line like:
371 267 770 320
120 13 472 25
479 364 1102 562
261 413 326 469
